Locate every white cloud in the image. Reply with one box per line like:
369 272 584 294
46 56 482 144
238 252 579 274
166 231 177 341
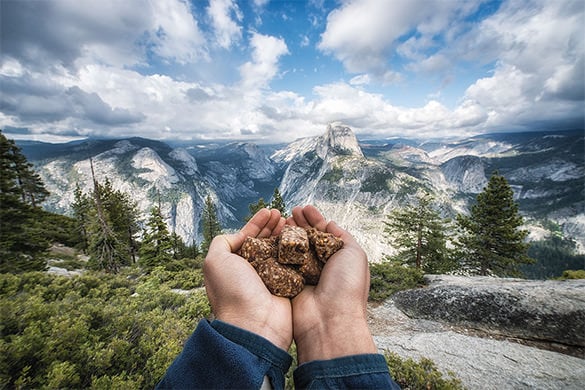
349 74 370 86
318 0 480 80
239 32 289 89
461 0 584 128
207 0 243 49
1 0 207 69
149 0 207 63
1 0 582 143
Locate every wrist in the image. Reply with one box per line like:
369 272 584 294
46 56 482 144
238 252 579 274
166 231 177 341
216 312 292 351
294 315 377 364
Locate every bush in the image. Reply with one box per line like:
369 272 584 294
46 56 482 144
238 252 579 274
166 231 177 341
369 262 425 302
557 269 585 280
146 266 205 290
0 271 211 389
385 351 464 389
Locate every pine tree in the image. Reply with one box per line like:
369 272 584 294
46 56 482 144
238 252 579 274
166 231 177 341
456 172 533 276
270 187 288 217
201 195 222 254
10 142 49 208
86 158 125 273
71 183 91 253
99 179 140 264
245 197 268 222
384 192 455 273
139 205 173 268
0 131 49 272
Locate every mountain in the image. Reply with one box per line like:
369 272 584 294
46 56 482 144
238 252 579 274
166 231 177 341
17 126 584 260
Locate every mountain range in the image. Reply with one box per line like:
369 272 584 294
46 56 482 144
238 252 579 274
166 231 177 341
17 124 585 261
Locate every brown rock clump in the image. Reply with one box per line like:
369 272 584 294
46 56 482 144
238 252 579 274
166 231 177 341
239 225 343 298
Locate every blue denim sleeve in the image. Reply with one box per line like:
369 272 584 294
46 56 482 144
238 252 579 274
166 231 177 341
293 354 401 389
156 319 293 390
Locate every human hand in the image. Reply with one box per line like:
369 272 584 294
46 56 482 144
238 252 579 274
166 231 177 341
203 208 292 351
287 205 377 363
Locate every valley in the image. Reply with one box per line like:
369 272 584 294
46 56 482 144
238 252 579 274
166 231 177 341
18 124 585 263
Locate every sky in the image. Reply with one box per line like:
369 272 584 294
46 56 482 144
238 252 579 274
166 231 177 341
1 0 583 143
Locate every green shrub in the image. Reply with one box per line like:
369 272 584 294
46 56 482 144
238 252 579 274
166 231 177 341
369 262 425 302
146 266 205 290
557 269 585 280
385 351 464 389
0 271 210 389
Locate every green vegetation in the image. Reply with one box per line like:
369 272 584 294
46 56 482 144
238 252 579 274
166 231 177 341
384 192 456 273
385 351 464 389
321 166 344 183
200 195 223 254
557 269 585 280
1 131 53 272
245 187 289 222
139 206 174 268
361 169 391 193
270 187 288 217
369 261 425 302
522 234 584 279
0 270 210 389
455 172 533 276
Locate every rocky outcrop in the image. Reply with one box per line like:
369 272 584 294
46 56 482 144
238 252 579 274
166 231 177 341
392 275 585 348
440 155 487 193
369 275 585 389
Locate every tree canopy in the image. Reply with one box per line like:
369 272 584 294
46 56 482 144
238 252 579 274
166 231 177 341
201 195 222 254
456 172 533 276
384 192 455 273
0 131 51 272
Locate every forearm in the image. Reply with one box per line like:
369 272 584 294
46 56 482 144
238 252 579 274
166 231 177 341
156 320 292 390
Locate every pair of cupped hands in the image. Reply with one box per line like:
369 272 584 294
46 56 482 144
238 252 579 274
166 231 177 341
204 205 377 364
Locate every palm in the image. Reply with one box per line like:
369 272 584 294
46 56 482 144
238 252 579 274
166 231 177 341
204 209 292 350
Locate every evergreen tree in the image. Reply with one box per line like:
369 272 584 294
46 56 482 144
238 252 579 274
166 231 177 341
99 179 140 264
0 131 49 272
139 205 173 268
86 158 125 273
71 183 91 253
10 142 49 208
170 231 187 259
270 187 288 217
384 192 455 273
201 195 222 254
456 172 533 276
245 197 268 222
522 235 584 279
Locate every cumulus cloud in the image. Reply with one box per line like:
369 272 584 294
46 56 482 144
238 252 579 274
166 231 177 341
239 32 289 89
207 0 243 49
318 0 481 81
0 0 206 69
460 0 584 128
0 0 582 143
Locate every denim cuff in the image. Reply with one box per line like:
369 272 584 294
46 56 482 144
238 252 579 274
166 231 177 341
211 320 292 372
294 353 396 389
